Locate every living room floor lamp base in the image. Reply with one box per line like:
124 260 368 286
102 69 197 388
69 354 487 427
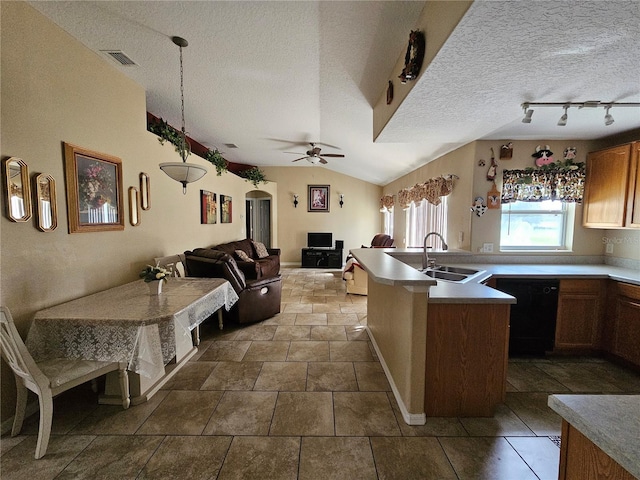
159 36 207 194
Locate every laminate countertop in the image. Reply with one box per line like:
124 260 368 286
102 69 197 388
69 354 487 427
548 394 640 479
350 248 640 304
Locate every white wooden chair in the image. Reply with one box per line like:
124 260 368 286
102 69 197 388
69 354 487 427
0 306 129 459
153 254 186 278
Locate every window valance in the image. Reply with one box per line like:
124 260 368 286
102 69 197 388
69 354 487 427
501 165 585 204
397 175 455 210
379 194 395 212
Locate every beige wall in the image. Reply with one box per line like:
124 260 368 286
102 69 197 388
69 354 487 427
0 2 276 423
383 142 475 250
260 166 382 264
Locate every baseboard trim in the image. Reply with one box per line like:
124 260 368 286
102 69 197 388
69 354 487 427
365 326 426 426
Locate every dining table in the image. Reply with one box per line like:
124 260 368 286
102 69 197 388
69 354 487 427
27 277 238 405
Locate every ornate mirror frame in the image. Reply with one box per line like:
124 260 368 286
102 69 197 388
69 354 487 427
34 173 58 231
128 186 140 226
2 157 32 222
140 172 150 210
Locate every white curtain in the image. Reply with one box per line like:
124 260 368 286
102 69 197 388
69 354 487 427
405 197 448 248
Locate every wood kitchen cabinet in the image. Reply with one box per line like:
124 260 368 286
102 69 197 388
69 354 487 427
583 142 640 228
606 282 640 368
554 279 605 352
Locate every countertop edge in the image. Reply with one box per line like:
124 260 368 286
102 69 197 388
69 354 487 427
548 394 640 479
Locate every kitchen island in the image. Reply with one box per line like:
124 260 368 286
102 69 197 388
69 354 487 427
351 248 515 424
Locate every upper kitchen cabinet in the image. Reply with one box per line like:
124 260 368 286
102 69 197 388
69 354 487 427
583 142 640 229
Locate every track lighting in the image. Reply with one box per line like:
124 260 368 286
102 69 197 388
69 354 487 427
520 101 639 127
521 103 534 123
557 104 569 126
604 105 615 126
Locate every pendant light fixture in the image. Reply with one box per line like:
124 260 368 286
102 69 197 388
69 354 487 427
159 36 207 194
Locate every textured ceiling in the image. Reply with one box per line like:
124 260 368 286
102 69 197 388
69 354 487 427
28 1 640 186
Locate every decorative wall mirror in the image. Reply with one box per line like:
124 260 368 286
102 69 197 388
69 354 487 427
139 172 150 210
2 157 32 222
34 174 58 231
128 186 140 226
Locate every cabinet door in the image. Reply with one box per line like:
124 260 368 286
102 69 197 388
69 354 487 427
625 142 640 228
555 280 604 351
583 144 631 228
613 297 640 367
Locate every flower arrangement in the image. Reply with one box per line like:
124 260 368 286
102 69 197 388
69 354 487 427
78 161 115 209
139 265 169 283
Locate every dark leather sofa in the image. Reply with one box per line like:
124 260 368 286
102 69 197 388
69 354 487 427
184 249 282 324
202 238 280 280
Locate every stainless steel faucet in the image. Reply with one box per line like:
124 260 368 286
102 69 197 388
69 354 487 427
422 232 449 270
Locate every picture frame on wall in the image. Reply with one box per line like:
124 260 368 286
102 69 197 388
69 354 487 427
308 185 330 212
200 190 217 224
220 194 232 223
63 142 124 233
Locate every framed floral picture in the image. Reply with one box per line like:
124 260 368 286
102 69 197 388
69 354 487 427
200 190 217 224
220 194 232 223
308 185 330 212
63 143 124 233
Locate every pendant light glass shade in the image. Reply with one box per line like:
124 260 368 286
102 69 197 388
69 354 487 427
159 162 208 194
159 36 207 194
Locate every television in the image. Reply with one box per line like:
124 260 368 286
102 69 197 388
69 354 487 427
308 232 332 248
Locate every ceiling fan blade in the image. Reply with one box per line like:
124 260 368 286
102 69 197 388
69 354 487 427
319 157 328 164
320 153 345 158
311 147 322 156
292 157 309 162
284 151 305 155
311 141 341 150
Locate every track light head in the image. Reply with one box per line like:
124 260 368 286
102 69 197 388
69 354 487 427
522 107 534 123
604 105 615 126
557 105 569 126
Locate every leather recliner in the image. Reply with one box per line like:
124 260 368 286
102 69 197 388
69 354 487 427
184 249 282 324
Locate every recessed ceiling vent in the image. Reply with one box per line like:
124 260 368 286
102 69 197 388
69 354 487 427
101 50 137 66
224 143 239 149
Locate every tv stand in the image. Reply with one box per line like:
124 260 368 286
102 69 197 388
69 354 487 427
301 247 343 268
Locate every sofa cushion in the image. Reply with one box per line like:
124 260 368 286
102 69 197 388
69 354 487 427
235 250 254 262
252 240 270 259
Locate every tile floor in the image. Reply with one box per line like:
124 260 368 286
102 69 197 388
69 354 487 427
2 268 640 479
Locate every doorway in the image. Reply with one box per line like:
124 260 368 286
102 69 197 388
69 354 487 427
246 192 272 247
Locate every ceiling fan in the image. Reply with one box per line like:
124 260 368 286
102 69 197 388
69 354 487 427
287 143 345 165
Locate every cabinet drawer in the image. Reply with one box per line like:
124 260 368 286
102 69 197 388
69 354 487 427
559 279 605 295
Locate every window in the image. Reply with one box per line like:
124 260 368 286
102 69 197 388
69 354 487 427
383 209 394 239
500 200 570 250
405 197 448 248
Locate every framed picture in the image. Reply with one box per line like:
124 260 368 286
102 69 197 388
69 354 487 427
220 194 232 223
63 143 124 233
308 185 330 212
200 190 217 224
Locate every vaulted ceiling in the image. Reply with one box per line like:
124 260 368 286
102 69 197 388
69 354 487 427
29 1 640 185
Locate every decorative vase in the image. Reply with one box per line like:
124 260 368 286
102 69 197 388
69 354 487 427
147 280 163 296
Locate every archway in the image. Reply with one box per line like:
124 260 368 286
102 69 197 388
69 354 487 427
246 190 273 247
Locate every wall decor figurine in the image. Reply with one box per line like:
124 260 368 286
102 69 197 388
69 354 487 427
563 147 577 161
487 182 500 209
471 196 487 217
500 142 513 159
398 30 425 84
486 148 497 181
478 158 486 167
532 145 554 167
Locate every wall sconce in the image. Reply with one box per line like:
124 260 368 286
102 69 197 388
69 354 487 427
293 194 298 208
339 194 344 208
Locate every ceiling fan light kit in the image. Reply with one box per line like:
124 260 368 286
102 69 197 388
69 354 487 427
521 101 640 127
159 36 207 194
288 142 345 165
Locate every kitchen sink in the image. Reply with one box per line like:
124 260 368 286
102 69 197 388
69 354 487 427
418 264 480 282
431 265 478 275
423 270 468 281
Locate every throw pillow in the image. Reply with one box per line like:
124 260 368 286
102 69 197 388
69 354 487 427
252 241 269 259
235 250 254 262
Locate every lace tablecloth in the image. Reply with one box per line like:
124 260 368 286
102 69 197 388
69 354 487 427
27 278 238 379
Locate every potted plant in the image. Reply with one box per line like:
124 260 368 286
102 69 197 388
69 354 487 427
148 117 191 159
239 167 268 188
204 148 228 176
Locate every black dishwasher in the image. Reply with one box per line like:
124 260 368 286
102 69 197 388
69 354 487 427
495 279 559 356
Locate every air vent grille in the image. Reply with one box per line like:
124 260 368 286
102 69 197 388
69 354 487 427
101 50 137 66
224 143 239 149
